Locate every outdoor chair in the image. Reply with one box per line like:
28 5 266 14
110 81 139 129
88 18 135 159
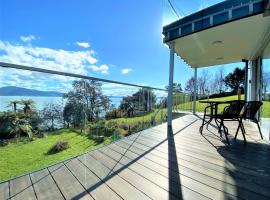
200 100 246 144
234 101 263 142
215 100 246 145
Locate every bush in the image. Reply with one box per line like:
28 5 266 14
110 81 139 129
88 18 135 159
105 109 122 120
88 120 106 136
0 112 16 139
88 120 119 137
199 91 239 100
116 128 128 137
47 140 69 154
19 124 34 138
105 121 117 136
0 110 41 139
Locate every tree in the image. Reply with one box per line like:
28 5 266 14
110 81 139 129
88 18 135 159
120 96 135 117
165 83 182 92
8 100 21 112
41 102 63 130
119 88 156 117
197 70 209 96
20 100 35 116
224 67 245 93
63 80 111 126
210 68 225 94
185 77 195 93
217 67 225 93
263 71 270 100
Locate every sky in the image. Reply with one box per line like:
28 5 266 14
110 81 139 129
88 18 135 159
0 0 248 96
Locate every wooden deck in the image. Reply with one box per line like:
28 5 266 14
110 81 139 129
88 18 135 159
1 114 270 200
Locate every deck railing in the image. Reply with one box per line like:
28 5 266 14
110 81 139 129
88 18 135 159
0 62 192 182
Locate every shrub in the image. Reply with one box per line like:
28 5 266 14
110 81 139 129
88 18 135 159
47 140 69 154
115 128 128 137
0 110 40 139
105 109 122 120
104 121 117 136
19 124 34 138
88 120 106 136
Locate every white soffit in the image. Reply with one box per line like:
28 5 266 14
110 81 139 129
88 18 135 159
263 39 270 58
173 14 270 68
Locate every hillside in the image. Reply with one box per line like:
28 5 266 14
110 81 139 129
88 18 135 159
0 86 63 97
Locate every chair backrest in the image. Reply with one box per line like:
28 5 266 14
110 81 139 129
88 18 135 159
243 101 263 120
223 100 246 117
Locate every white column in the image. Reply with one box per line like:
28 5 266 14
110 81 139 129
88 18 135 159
243 60 248 102
248 59 261 101
167 42 175 130
193 68 198 114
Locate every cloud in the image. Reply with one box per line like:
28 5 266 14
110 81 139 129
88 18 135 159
75 42 90 48
20 35 36 42
90 64 109 74
0 40 98 75
121 68 132 75
0 39 105 92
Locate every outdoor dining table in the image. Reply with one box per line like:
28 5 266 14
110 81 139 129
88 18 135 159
199 100 240 133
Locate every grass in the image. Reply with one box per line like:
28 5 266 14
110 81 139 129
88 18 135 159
112 95 270 125
0 129 113 182
113 109 166 124
175 95 270 118
1 94 269 182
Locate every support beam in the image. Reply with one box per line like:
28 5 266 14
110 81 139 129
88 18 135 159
243 59 248 102
247 58 262 102
193 68 198 114
167 42 175 131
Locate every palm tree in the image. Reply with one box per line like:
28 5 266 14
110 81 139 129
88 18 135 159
20 100 35 116
8 100 21 112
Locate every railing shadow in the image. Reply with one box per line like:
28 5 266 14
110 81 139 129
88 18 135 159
69 115 195 199
3 114 195 200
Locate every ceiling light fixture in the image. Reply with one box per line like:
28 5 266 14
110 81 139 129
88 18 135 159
212 40 223 45
216 57 224 60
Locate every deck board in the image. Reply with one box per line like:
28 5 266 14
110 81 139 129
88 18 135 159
9 175 36 200
90 150 181 200
1 114 269 199
48 163 93 200
107 143 270 197
108 139 270 199
0 181 9 200
99 147 215 199
77 153 151 200
30 168 64 200
64 158 122 200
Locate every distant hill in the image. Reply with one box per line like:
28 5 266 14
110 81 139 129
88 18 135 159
0 86 63 97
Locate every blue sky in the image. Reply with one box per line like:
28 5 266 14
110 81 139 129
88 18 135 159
0 0 245 95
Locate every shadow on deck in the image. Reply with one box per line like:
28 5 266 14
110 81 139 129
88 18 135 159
0 114 270 200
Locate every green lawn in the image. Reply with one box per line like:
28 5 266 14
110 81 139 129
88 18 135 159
0 129 113 182
1 95 269 182
175 95 270 118
113 109 166 125
112 95 270 125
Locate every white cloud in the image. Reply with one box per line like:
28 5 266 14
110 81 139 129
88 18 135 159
75 42 90 48
20 35 36 42
0 40 98 75
90 64 109 74
121 68 132 75
0 39 103 92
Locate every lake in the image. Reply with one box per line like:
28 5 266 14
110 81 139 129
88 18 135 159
0 96 123 112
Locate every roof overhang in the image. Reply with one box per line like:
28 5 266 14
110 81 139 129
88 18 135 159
163 0 270 68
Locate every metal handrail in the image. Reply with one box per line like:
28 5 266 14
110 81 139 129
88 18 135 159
0 62 167 91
